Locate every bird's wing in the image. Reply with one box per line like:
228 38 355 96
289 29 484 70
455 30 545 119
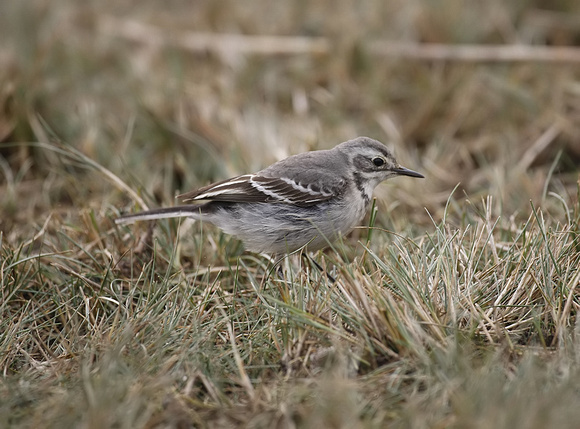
178 173 343 206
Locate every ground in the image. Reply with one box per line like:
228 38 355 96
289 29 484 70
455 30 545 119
1 1 580 427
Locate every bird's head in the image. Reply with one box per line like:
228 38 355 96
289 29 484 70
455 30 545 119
336 137 424 193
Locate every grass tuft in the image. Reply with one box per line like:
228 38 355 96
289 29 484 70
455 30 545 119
2 0 580 426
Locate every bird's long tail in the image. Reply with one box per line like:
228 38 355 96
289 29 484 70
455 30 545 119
115 205 205 225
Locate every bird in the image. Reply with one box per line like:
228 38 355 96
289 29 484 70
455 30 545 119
115 136 424 255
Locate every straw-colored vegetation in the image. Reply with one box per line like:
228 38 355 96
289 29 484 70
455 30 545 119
1 1 580 427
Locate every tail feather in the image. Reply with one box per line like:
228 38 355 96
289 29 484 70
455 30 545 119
115 205 204 225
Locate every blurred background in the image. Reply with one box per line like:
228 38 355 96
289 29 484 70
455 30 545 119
3 3 580 426
1 0 579 236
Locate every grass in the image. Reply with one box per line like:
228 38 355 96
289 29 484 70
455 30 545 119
1 0 580 427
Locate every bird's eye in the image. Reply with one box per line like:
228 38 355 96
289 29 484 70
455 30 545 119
372 157 385 167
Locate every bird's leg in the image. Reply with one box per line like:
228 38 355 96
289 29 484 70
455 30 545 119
302 253 336 284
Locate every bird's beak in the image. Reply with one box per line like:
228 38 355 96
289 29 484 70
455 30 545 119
393 165 424 178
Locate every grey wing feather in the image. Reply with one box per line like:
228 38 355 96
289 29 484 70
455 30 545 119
178 174 269 203
251 176 335 205
258 149 348 201
178 148 348 206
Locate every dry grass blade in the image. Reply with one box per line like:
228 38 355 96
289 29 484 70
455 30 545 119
99 16 330 56
368 42 580 63
99 15 580 63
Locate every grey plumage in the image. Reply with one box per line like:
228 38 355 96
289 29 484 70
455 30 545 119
116 136 424 254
